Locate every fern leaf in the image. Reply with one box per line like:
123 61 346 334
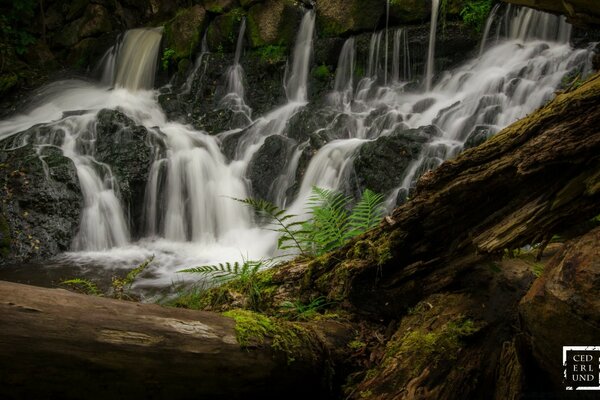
345 189 384 241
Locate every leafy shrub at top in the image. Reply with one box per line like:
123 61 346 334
460 0 495 33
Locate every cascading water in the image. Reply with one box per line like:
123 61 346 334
285 10 316 102
300 5 594 210
113 28 163 91
220 18 251 120
329 38 356 109
0 5 595 291
392 28 411 83
425 0 441 91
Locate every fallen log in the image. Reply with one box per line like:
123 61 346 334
0 281 352 400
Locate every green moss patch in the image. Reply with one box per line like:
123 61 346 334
223 309 319 363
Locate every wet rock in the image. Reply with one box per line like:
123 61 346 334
464 125 494 149
94 109 153 237
53 4 114 48
389 0 430 24
158 93 188 121
204 0 240 13
0 140 82 263
316 0 384 37
164 5 208 61
519 227 600 389
412 97 436 113
285 105 337 143
247 135 295 202
321 113 359 140
247 0 303 48
351 126 436 195
185 52 287 128
206 8 246 53
220 128 247 161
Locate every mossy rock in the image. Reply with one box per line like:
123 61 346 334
389 0 432 23
240 0 261 9
203 0 240 14
0 211 10 258
246 0 303 48
53 4 113 48
0 73 19 96
164 5 208 60
206 8 246 53
316 0 384 37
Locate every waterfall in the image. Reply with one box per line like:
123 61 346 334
220 18 251 119
509 6 572 42
479 4 501 56
329 38 355 108
181 34 209 95
425 0 440 91
285 10 316 102
367 31 384 78
392 28 411 82
384 0 390 85
0 5 595 288
113 28 163 91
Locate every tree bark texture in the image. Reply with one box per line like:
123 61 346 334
0 281 351 400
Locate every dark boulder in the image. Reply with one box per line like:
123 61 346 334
94 109 153 237
247 135 295 202
0 139 81 263
519 227 600 390
464 125 494 149
351 126 438 195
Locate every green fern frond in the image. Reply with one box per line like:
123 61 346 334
345 189 384 240
305 187 351 255
234 197 308 255
61 278 102 296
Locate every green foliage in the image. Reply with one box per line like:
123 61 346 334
346 189 385 239
235 197 309 256
179 258 274 311
313 64 332 81
61 256 153 300
532 262 544 278
112 255 154 299
303 187 352 254
460 0 494 33
396 318 479 373
179 260 262 283
278 296 332 321
254 45 287 64
238 187 385 257
223 309 315 363
161 48 176 71
348 339 367 351
0 0 36 56
61 278 102 296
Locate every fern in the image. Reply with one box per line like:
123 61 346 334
345 189 385 241
235 187 385 257
179 258 269 311
179 260 262 283
303 187 351 255
61 278 101 296
112 255 154 300
235 197 308 256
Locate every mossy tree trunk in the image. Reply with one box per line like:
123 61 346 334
0 281 352 400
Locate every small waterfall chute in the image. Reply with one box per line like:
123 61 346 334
285 10 316 103
113 28 163 91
